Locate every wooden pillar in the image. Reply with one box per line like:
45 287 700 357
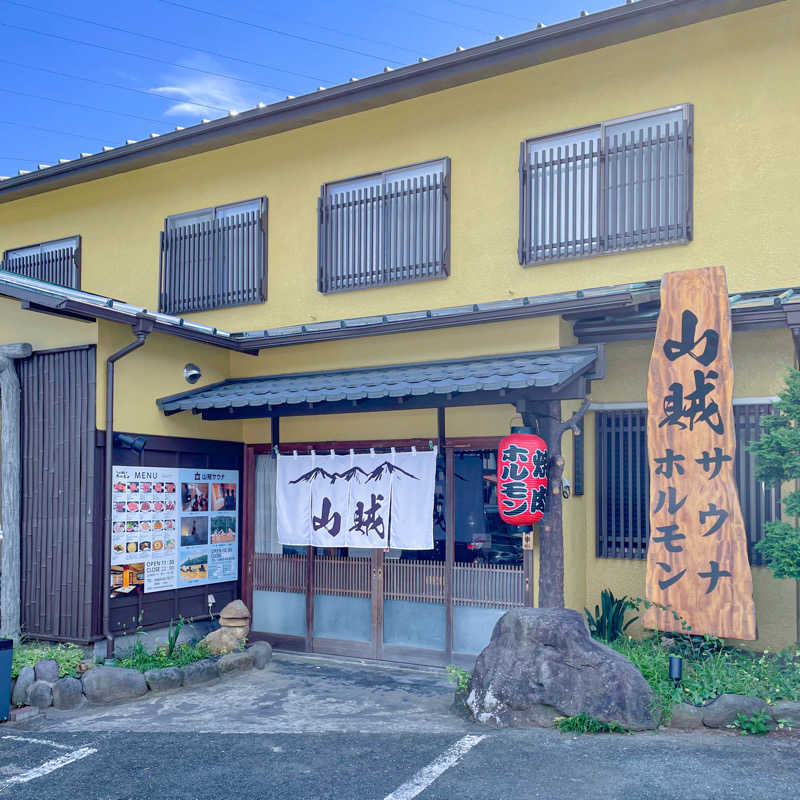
0 342 32 643
521 395 590 609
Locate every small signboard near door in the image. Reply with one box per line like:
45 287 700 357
111 466 239 595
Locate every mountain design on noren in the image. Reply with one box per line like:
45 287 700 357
289 461 419 485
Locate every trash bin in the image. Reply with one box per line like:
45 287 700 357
0 638 12 721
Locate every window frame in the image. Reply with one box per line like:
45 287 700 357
2 234 82 289
158 195 268 315
317 156 451 294
595 403 780 563
518 103 693 267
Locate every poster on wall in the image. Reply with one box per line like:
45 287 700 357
644 266 756 640
111 465 239 594
276 449 437 549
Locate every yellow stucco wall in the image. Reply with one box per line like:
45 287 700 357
0 297 96 351
0 1 796 648
0 1 797 334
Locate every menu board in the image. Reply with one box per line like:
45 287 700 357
111 465 239 595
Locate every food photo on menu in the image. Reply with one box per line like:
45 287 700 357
182 482 209 512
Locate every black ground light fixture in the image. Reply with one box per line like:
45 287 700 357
114 432 147 454
669 655 683 682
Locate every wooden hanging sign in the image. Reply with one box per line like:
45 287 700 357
644 266 756 640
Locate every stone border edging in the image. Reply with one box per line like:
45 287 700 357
6 641 273 717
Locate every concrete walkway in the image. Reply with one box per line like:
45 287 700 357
25 652 472 735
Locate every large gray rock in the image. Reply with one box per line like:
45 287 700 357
768 700 800 727
182 659 220 686
218 650 255 675
670 703 704 729
81 666 148 704
466 608 660 731
144 667 183 692
52 677 84 710
26 680 53 709
12 666 34 706
248 641 273 669
34 658 60 683
200 626 246 655
701 694 767 729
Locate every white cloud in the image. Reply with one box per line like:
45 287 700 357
148 58 278 118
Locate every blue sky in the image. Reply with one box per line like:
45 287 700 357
0 0 612 175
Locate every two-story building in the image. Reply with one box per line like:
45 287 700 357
1 0 797 662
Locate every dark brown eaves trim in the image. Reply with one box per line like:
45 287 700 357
0 0 781 204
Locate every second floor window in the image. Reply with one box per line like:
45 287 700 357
2 235 81 289
518 104 692 266
318 158 450 293
159 197 267 315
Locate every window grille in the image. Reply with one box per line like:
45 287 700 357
159 197 267 314
2 235 80 289
595 404 779 563
318 158 450 293
519 105 692 265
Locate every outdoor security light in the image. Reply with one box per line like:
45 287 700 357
184 363 202 384
113 433 147 454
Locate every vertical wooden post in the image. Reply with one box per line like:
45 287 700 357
0 343 32 643
445 444 455 659
522 395 590 609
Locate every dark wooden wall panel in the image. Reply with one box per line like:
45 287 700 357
19 345 98 642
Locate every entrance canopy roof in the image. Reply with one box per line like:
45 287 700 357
157 346 603 420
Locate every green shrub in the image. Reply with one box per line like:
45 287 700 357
117 639 211 673
584 589 638 643
611 635 800 720
556 713 629 734
731 710 772 735
11 642 85 679
748 368 800 581
445 665 472 693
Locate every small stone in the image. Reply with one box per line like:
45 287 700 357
200 626 246 655
27 680 53 709
701 694 766 729
219 599 251 621
248 641 273 669
8 706 40 722
12 666 35 706
52 677 84 710
77 661 93 674
218 650 255 674
182 659 220 686
768 700 800 727
81 666 148 704
34 658 60 683
670 703 704 729
144 667 183 692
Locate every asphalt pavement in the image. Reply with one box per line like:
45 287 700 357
0 652 798 799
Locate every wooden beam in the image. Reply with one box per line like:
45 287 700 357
0 341 32 642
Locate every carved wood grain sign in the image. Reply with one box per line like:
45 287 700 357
644 266 756 640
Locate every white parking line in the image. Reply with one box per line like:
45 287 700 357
383 734 486 800
0 735 97 793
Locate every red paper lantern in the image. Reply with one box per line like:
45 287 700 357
497 427 548 526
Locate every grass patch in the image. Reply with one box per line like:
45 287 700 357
11 642 85 679
610 635 800 723
556 713 629 734
116 639 212 673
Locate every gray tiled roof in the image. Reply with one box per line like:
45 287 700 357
158 346 600 415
